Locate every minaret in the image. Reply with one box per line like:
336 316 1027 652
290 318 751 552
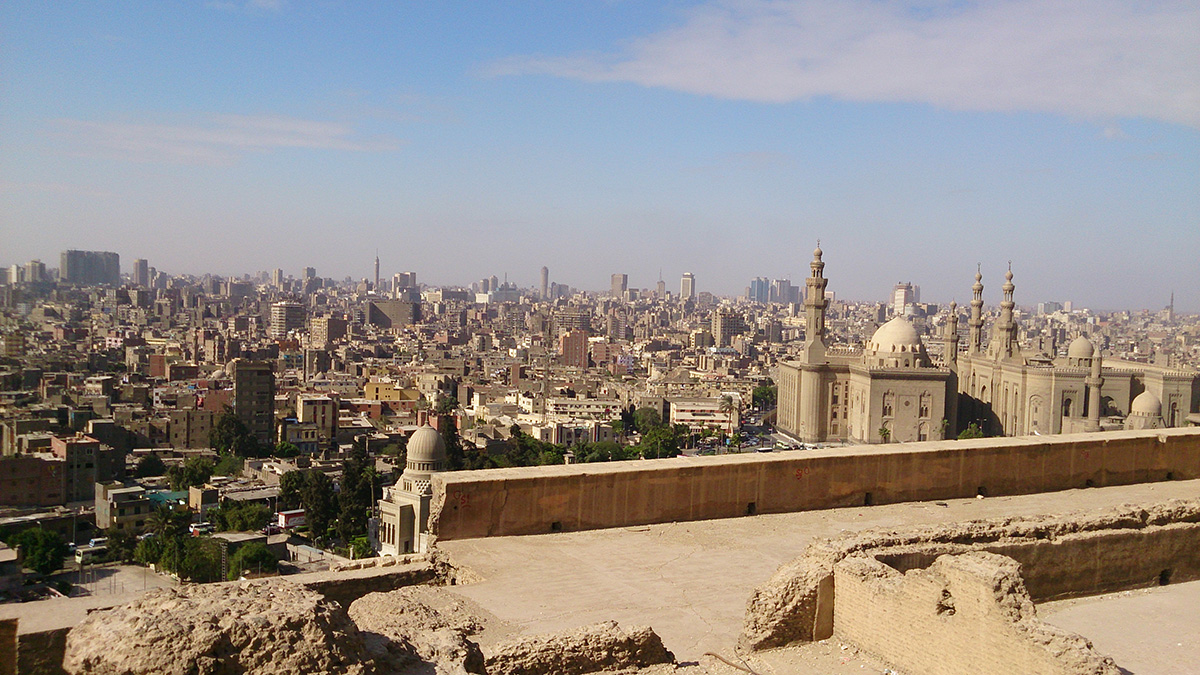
803 242 828 355
943 301 959 367
969 266 984 354
990 263 1018 358
1086 343 1104 431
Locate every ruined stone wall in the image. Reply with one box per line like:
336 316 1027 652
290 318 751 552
431 427 1200 540
833 552 1119 675
740 498 1200 651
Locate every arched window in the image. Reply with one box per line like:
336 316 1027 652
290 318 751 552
1062 397 1073 418
919 393 931 418
1170 402 1178 426
882 392 895 417
918 422 929 441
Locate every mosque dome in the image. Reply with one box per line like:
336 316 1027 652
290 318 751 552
1067 336 1095 359
868 316 923 353
407 424 446 465
1130 391 1162 416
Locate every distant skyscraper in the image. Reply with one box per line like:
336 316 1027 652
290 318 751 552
133 258 150 287
60 250 120 286
680 272 695 300
749 277 770 303
540 266 549 300
269 301 306 339
611 273 628 298
892 282 915 315
271 268 285 289
303 267 316 280
25 260 46 284
374 254 380 291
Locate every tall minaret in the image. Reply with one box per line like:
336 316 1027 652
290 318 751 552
969 266 984 354
998 264 1018 357
374 252 381 292
943 301 960 367
803 242 828 358
1086 343 1104 431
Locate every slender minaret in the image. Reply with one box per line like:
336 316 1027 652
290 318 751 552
990 263 1018 358
799 242 829 442
1086 343 1104 431
943 301 959 367
803 242 828 353
969 266 984 354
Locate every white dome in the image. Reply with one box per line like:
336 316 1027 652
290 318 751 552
407 424 446 465
1067 336 1095 359
1130 391 1161 416
868 316 923 353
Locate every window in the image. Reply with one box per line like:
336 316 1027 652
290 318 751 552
919 393 931 418
882 392 895 418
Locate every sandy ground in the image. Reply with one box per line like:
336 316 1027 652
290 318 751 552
1040 579 1200 675
440 479 1200 670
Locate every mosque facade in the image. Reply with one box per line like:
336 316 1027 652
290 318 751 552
777 249 1199 445
376 418 446 555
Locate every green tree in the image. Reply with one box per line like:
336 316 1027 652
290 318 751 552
210 406 264 458
227 542 278 580
134 454 166 478
214 453 244 477
442 418 466 471
435 394 459 414
958 422 985 440
349 536 374 560
337 439 374 542
105 529 137 562
637 426 680 459
210 502 272 532
301 470 336 544
147 505 191 539
878 426 891 443
134 535 164 566
752 383 777 409
166 456 215 491
274 442 300 458
278 470 307 511
9 529 66 575
633 406 663 433
174 537 222 583
719 395 737 434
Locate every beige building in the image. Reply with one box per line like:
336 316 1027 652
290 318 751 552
777 247 951 444
376 423 445 556
953 267 1199 437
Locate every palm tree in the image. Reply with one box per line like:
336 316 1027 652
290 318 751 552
719 395 736 438
148 505 191 539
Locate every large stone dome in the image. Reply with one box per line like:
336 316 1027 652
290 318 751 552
407 424 446 465
868 316 923 353
1067 336 1095 359
1130 390 1162 416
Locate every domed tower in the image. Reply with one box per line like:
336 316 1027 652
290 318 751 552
1066 336 1095 367
1125 391 1164 430
377 422 448 556
864 316 932 368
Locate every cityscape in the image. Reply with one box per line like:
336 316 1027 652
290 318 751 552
2 2 1198 675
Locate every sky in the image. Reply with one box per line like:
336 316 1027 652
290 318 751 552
1 1 1198 311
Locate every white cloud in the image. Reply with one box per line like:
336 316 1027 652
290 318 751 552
495 0 1200 128
46 113 400 164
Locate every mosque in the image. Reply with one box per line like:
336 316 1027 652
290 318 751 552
376 417 446 555
777 247 1199 445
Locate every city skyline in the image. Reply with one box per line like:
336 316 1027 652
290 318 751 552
2 2 1197 310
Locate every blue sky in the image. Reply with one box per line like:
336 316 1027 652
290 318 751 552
2 1 1197 310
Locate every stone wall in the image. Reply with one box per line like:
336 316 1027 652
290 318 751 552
833 552 1119 675
431 427 1200 540
740 498 1200 652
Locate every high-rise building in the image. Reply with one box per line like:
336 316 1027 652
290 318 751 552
892 282 915 315
310 315 348 347
60 250 120 286
232 359 275 445
269 301 306 339
680 272 696 300
559 329 589 368
133 259 150 287
611 273 628 298
374 255 381 291
303 267 316 280
712 309 746 347
271 268 285 289
749 277 770 304
368 300 421 329
540 266 549 300
25 260 46 284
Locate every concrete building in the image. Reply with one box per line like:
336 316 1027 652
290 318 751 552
310 315 348 347
749 277 770 304
51 434 122 503
133 259 150 288
376 423 445 555
611 273 628 298
232 359 275 446
540 266 549 300
269 301 306 339
559 330 589 369
296 394 338 447
367 300 420 330
680 272 696 301
95 482 151 533
59 250 120 286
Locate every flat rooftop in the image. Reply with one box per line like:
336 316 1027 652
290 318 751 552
440 477 1200 672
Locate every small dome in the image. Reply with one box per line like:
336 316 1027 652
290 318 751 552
1131 391 1162 416
406 424 446 464
868 316 923 353
1067 336 1095 359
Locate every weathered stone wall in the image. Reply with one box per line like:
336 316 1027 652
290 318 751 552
431 428 1200 540
18 627 69 675
740 498 1200 652
833 552 1120 675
